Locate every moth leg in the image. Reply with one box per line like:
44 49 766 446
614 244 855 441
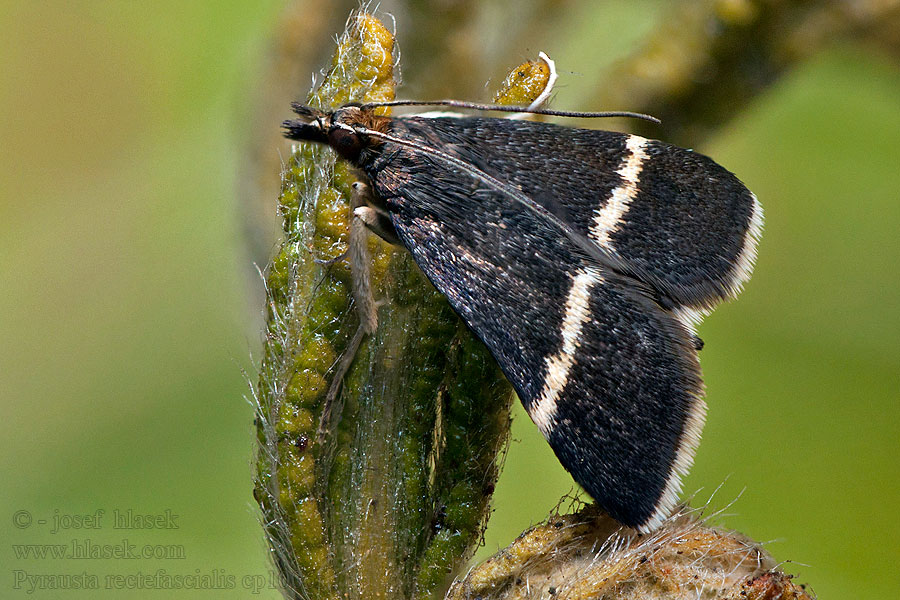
353 207 398 244
351 180 400 246
348 181 379 335
318 181 380 442
318 324 366 442
314 252 347 267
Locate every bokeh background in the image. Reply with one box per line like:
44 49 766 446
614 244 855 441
2 1 898 598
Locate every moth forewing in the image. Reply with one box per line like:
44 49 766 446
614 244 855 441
283 103 761 531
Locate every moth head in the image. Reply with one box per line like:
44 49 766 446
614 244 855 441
327 104 393 163
326 105 370 162
283 103 388 165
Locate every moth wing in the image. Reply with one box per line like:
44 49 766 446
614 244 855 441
393 117 763 316
373 154 705 531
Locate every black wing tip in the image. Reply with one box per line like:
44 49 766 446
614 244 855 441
573 433 702 533
533 285 707 534
674 188 764 316
540 381 706 533
640 394 707 533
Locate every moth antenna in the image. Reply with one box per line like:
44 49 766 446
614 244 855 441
360 99 661 124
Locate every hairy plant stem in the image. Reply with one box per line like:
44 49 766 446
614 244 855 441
254 11 551 600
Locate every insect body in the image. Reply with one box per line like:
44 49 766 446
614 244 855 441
283 102 762 532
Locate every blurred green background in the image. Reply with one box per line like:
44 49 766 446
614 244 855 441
2 1 898 598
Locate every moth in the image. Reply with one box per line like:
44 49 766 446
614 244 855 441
283 100 762 532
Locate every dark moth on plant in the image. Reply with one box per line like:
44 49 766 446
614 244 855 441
283 100 762 531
